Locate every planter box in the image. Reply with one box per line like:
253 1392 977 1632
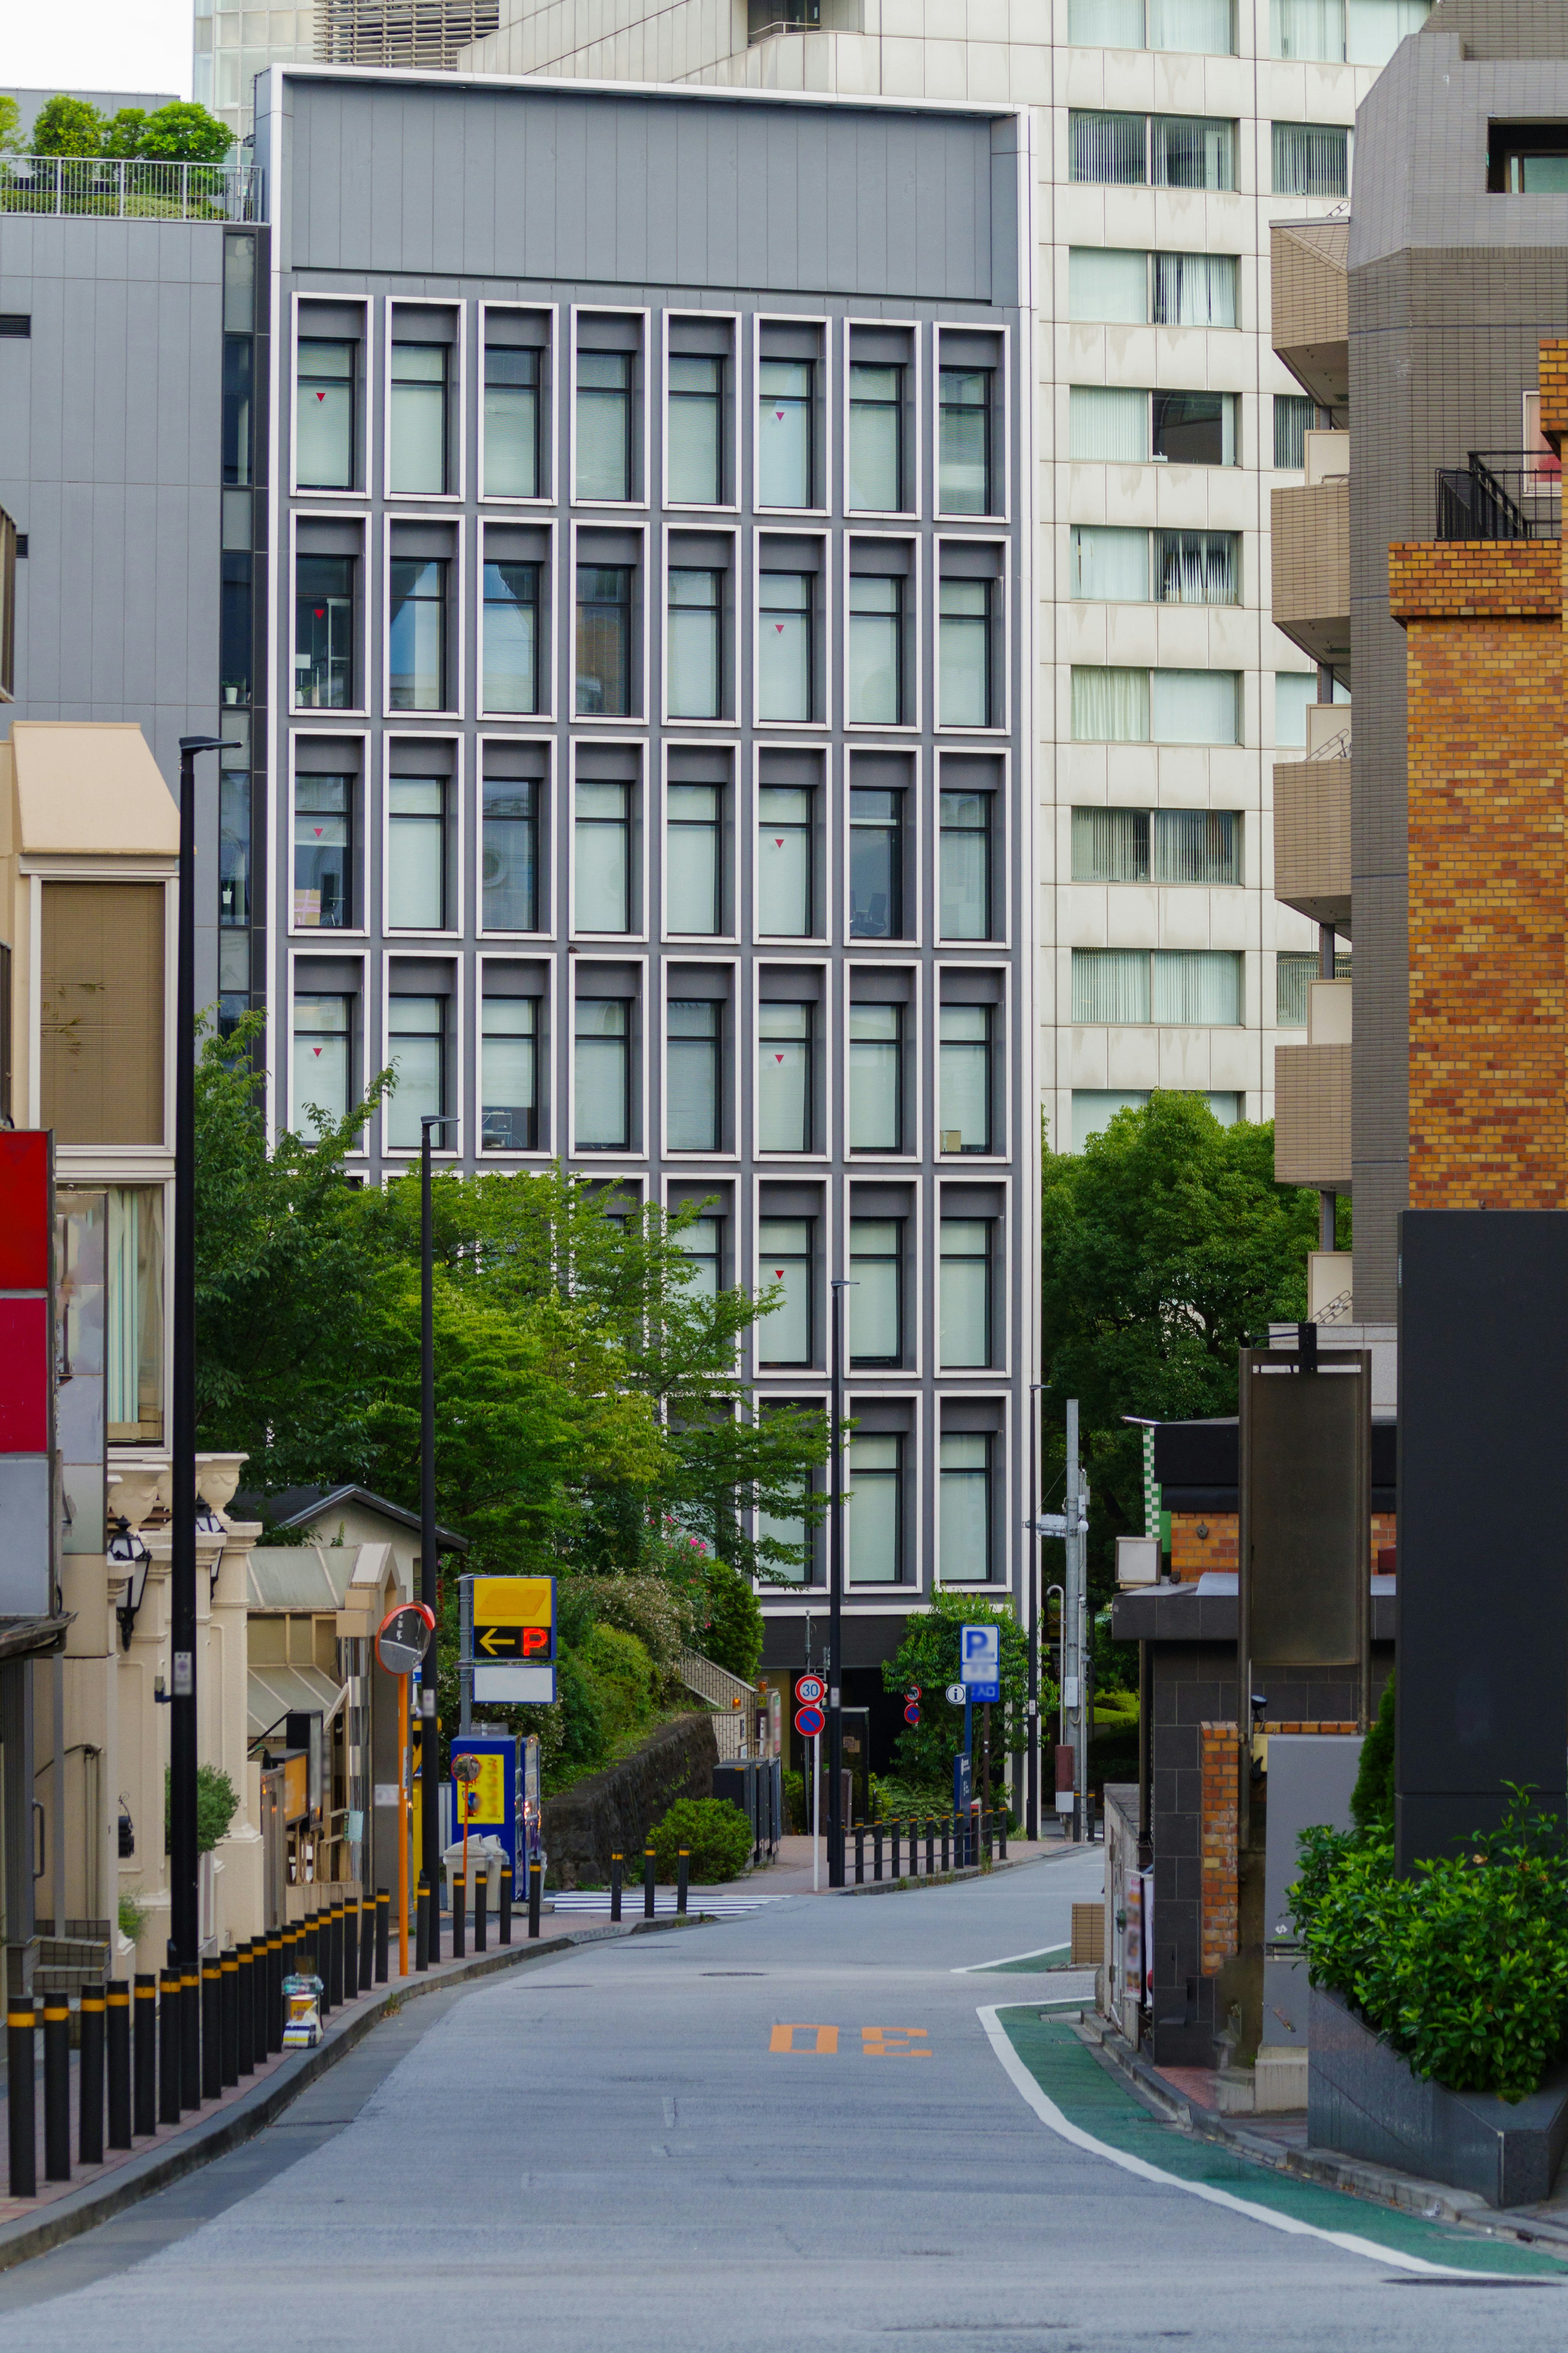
1309 1982 1568 2207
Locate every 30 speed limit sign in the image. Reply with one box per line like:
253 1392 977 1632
795 1673 825 1707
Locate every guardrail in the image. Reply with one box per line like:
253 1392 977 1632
0 156 263 223
1435 451 1561 542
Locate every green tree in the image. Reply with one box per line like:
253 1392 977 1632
1350 1675 1395 1830
137 101 233 162
880 1592 1027 1783
102 108 151 158
0 96 26 156
29 96 108 156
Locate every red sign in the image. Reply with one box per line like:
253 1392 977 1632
0 1300 49 1454
0 1133 49 1291
795 1674 825 1706
903 1702 920 1727
795 1705 825 1738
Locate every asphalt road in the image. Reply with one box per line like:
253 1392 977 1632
0 1848 1563 2351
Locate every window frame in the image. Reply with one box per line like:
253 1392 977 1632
844 1403 918 1588
937 1214 995 1372
568 957 647 1162
569 742 645 942
570 303 652 511
381 512 463 720
662 310 739 515
753 531 831 731
934 1407 1009 1590
661 524 738 728
934 323 1012 523
752 1193 823 1375
661 748 736 943
285 955 366 1155
843 533 919 733
288 736 367 940
288 510 367 718
477 517 554 721
938 1176 1013 1378
843 753 920 949
935 536 1009 734
752 747 829 948
378 952 462 1160
291 292 369 500
475 952 551 1159
570 519 648 725
383 298 464 505
660 958 739 1161
847 1211 908 1371
936 966 1007 1162
936 768 1002 946
752 313 830 519
477 741 553 939
844 963 920 1162
477 299 557 507
381 734 463 939
753 960 830 1164
842 316 921 519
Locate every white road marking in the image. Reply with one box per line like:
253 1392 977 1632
952 1940 1072 1974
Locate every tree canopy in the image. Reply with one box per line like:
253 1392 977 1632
27 96 232 162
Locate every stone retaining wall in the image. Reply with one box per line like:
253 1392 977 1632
542 1712 719 1888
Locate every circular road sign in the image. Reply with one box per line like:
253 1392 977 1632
795 1704 826 1738
376 1600 436 1677
795 1674 826 1706
944 1682 967 1706
903 1701 920 1727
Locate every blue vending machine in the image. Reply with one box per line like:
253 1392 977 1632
448 1734 521 1880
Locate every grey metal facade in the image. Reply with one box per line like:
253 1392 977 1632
256 69 1036 1672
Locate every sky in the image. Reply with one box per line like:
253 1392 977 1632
6 0 193 104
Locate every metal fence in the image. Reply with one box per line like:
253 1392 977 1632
1435 451 1562 542
0 157 263 223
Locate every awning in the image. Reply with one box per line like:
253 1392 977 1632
247 1661 348 1742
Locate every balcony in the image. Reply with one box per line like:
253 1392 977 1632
1274 724 1350 930
1271 220 1348 413
1274 979 1351 1189
0 155 262 223
1434 451 1562 542
1272 431 1350 668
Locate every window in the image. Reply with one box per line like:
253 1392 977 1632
577 350 634 502
388 779 448 930
224 336 252 488
1074 1088 1238 1150
940 1005 992 1153
294 555 354 709
848 1433 901 1583
850 1219 902 1365
575 780 633 932
1272 0 1420 58
1272 122 1350 198
1488 119 1568 190
1274 395 1314 471
758 786 813 936
220 769 251 928
294 776 352 928
221 552 252 708
1074 529 1239 604
1070 667 1239 745
940 1433 991 1583
483 562 541 714
1072 806 1241 885
1070 386 1147 462
939 368 992 513
849 364 903 512
1072 247 1238 326
577 565 633 716
757 1218 812 1364
296 338 354 489
1069 247 1150 323
1071 526 1149 602
1071 947 1242 1024
389 559 448 711
667 999 721 1150
482 780 539 931
1069 110 1236 189
484 346 540 497
850 788 903 939
390 343 448 495
677 1213 722 1299
940 1222 992 1367
667 783 722 935
574 996 630 1148
481 995 538 1150
387 995 445 1148
1068 0 1234 49
1278 948 1350 1026
758 572 813 721
1154 251 1238 326
940 792 991 939
758 1002 811 1152
758 359 813 507
668 355 724 504
1346 0 1428 63
940 579 992 726
1275 669 1348 748
848 575 902 724
758 1450 813 1583
668 567 722 720
105 1187 165 1443
1153 390 1236 466
849 1004 901 1151
292 994 352 1136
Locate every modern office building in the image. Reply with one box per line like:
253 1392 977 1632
194 0 501 144
458 0 1429 1158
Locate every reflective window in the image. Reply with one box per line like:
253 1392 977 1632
940 1004 992 1153
296 337 354 489
293 775 352 929
940 1220 992 1366
484 346 540 497
292 994 351 1137
848 575 902 725
390 342 448 495
667 783 722 935
668 567 722 720
386 995 445 1149
220 770 251 929
294 555 354 709
667 999 721 1151
388 559 448 711
940 791 991 939
758 1001 811 1152
849 1218 901 1365
577 350 633 502
577 565 632 716
940 579 992 727
848 1432 901 1583
849 1004 901 1152
850 787 903 940
849 364 902 511
575 780 633 932
757 785 812 936
388 779 447 930
481 996 537 1151
677 1213 722 1300
758 359 813 507
757 1218 812 1365
574 996 630 1149
483 562 540 714
668 354 724 504
940 1432 991 1582
758 572 812 722
939 368 993 513
482 779 539 932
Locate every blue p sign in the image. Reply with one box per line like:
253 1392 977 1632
960 1624 1000 1686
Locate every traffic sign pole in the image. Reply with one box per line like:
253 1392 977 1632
827 1277 849 1889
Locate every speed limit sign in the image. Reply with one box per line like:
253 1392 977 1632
795 1673 826 1707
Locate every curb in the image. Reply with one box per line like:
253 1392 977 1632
0 1913 703 2277
1073 2012 1568 2256
826 1848 1074 1898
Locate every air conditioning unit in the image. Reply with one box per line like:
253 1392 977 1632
1116 1534 1160 1586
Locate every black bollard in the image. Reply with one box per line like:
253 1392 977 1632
643 1846 656 1920
927 1818 935 1876
8 2001 35 2197
528 1859 542 1940
235 1944 254 2075
873 1822 884 1882
854 1824 865 1885
375 1891 390 1984
180 1968 200 2112
891 1820 901 1878
42 2002 71 2182
677 1849 689 1917
941 1818 950 1873
79 1989 105 2166
474 1869 488 1954
415 1877 431 1972
220 1951 239 2087
998 1809 1008 1860
159 1970 182 2122
609 1854 622 1924
452 1870 466 1961
201 1962 222 2102
359 1896 374 1990
268 1931 285 2052
107 1980 132 2149
133 1973 157 2136
499 1865 513 1946
343 1902 358 2001
332 1901 345 2010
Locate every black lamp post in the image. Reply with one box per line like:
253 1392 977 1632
170 734 238 1970
419 1111 456 1926
826 1274 852 1889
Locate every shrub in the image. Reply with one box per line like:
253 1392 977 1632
30 96 108 156
118 1893 149 1945
579 1622 655 1747
782 1766 806 1833
649 1795 753 1883
1350 1674 1395 1830
164 1763 241 1854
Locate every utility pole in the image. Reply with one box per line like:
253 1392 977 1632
826 1276 850 1888
1025 1383 1044 1841
1063 1399 1091 1843
419 1113 453 1935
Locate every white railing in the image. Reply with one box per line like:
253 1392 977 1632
677 1646 755 1760
0 156 263 223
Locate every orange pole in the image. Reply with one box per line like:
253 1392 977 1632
397 1674 410 1978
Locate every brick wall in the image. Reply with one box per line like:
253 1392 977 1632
1539 337 1568 446
1171 1512 1396 1580
1197 1720 1360 1982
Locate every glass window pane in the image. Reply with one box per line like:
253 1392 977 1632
387 995 444 1149
1069 248 1149 323
1271 120 1350 197
758 785 812 935
1151 949 1242 1024
666 998 720 1150
390 343 447 495
296 338 354 488
849 788 902 939
574 997 629 1147
1073 1089 1151 1151
1151 114 1236 190
939 368 991 512
758 1000 811 1151
291 993 350 1137
940 1222 991 1366
848 1433 900 1584
481 996 537 1151
1274 394 1314 470
1071 948 1152 1022
1148 0 1233 49
577 566 632 716
1153 530 1238 604
1070 385 1148 462
294 555 354 709
483 561 539 713
1275 670 1321 747
1155 807 1240 885
1069 109 1148 185
940 578 991 727
758 1218 812 1364
668 567 722 719
1071 666 1151 742
1277 951 1315 1027
1071 525 1149 602
220 769 251 928
940 1004 991 1150
484 346 539 497
940 1432 991 1582
758 571 812 721
758 359 813 507
577 350 633 502
1068 0 1145 40
668 354 723 505
849 364 902 511
105 1187 164 1443
1345 0 1427 65
1072 806 1151 883
575 780 631 932
849 1004 900 1150
667 782 721 934
850 1220 901 1363
482 780 538 931
387 778 445 929
1151 389 1235 466
388 558 447 711
1270 0 1343 55
676 1213 722 1300
1149 668 1238 744
848 574 901 724
940 791 990 939
293 774 351 929
1152 251 1238 326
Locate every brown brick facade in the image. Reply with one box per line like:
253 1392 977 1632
1171 1512 1395 1580
1198 1721 1360 1980
1539 337 1568 448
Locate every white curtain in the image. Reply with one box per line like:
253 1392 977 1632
1147 0 1233 51
1154 529 1238 604
1155 807 1241 885
1149 667 1238 744
1072 665 1151 743
1345 0 1427 62
1152 250 1237 326
1150 114 1236 190
1068 0 1146 38
1069 109 1147 185
1072 949 1152 1024
1071 805 1151 882
1152 950 1241 1025
1072 525 1149 602
1069 245 1149 323
1070 385 1148 462
1272 120 1350 197
1270 0 1344 55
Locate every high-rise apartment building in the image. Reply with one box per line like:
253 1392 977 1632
459 0 1426 1157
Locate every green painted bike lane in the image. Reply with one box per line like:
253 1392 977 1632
993 2008 1568 2278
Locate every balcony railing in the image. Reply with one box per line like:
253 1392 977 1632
0 156 262 224
1435 451 1561 542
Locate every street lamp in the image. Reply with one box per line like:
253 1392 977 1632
826 1276 851 1889
419 1110 457 1951
1025 1381 1046 1841
169 734 239 1974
